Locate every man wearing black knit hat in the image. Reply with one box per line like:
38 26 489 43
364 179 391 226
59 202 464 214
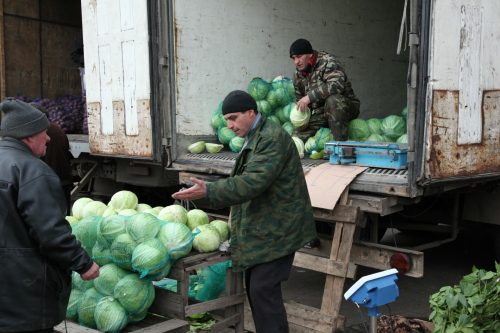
0 97 99 333
172 90 316 333
289 38 360 143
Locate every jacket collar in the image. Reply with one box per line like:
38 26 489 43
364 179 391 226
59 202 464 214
0 137 36 156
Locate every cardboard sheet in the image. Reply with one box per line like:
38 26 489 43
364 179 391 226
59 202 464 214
305 164 368 210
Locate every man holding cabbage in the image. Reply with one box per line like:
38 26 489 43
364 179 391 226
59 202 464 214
0 98 99 333
172 90 316 333
290 38 360 142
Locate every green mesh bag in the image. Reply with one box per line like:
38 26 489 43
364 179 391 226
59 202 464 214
94 263 129 296
78 287 103 328
128 308 149 324
282 103 296 122
126 213 160 243
195 261 232 302
110 233 137 271
218 126 236 144
274 106 287 124
256 100 272 116
72 271 94 291
99 214 127 245
72 215 102 254
229 136 245 153
113 274 155 314
95 296 129 333
282 122 296 136
247 78 271 101
157 221 193 260
66 289 84 320
132 237 168 277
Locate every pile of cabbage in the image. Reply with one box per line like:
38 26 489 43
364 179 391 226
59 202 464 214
15 94 87 134
347 107 408 143
68 190 231 331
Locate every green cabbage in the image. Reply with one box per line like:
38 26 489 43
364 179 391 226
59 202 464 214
192 225 221 253
78 287 103 328
127 213 160 243
186 209 209 230
66 289 83 320
218 126 236 144
118 209 137 216
94 264 129 296
209 220 230 242
206 143 224 153
72 215 102 254
271 75 292 91
95 296 129 333
268 115 281 125
292 137 305 159
348 119 371 141
274 88 291 106
188 141 206 154
274 107 286 124
396 134 408 143
367 134 385 142
72 197 93 220
66 216 78 226
313 127 331 151
229 136 245 153
265 90 278 109
256 100 272 116
401 106 408 118
101 206 115 218
247 78 270 101
81 201 107 218
158 205 188 225
282 122 296 135
136 203 152 213
211 113 226 130
113 274 155 314
282 103 296 122
381 115 406 142
99 214 127 244
157 222 193 260
142 208 159 217
72 271 94 291
304 137 317 153
109 191 138 213
128 308 149 324
290 105 311 127
110 233 137 271
132 237 168 276
366 118 383 135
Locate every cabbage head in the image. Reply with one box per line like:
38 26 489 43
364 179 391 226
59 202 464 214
99 214 127 244
157 222 193 260
206 143 224 153
348 119 371 141
366 118 383 135
136 203 152 213
186 209 209 230
211 113 226 130
132 237 168 276
127 213 160 243
256 100 272 116
274 107 286 124
290 105 311 127
66 216 78 226
118 209 137 216
401 106 408 118
192 225 221 253
188 141 206 154
292 137 305 159
313 127 331 151
265 90 278 109
304 137 317 154
92 240 114 266
128 308 149 324
81 201 107 218
95 296 129 333
282 122 296 136
275 88 291 106
218 126 236 144
282 103 297 122
110 233 137 271
110 190 138 213
101 206 115 218
66 289 83 320
268 115 281 125
396 134 408 143
142 208 159 217
72 215 101 254
209 220 230 242
72 197 93 220
247 78 270 101
229 136 245 153
271 75 292 91
158 205 188 225
94 263 129 296
367 134 385 142
381 115 406 142
78 288 103 328
113 273 155 314
72 271 94 291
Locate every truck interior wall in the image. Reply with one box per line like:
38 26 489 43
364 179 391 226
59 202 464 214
1 0 82 102
173 0 410 152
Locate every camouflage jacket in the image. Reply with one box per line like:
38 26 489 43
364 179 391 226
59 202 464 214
206 115 316 272
294 50 359 114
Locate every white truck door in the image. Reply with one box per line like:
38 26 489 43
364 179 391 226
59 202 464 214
424 0 500 181
81 0 152 158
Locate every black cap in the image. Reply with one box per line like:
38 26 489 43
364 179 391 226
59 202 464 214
289 39 313 57
0 98 49 139
221 90 258 115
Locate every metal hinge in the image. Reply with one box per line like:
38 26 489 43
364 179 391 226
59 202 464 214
159 56 169 67
162 137 172 167
409 33 419 46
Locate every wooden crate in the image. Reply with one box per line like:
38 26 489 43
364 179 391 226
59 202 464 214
54 314 189 333
149 251 245 333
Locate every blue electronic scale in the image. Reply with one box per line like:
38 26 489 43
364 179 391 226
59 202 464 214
324 141 408 170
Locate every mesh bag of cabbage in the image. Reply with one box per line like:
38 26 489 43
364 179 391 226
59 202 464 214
71 212 194 280
195 261 232 302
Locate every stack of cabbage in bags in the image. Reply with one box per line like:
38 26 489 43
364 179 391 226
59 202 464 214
67 190 230 332
347 107 408 143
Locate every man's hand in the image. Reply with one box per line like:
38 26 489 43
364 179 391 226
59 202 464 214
81 262 99 281
297 95 311 112
171 177 207 201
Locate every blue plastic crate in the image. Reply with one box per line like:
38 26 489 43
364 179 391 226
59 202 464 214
324 141 408 170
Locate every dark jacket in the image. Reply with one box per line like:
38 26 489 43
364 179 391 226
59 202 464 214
0 137 93 332
206 115 316 272
41 123 73 186
70 34 84 67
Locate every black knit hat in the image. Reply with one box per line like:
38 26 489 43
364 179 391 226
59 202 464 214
289 39 313 57
222 90 258 115
0 97 50 139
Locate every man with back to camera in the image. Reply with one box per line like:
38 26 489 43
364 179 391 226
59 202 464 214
171 90 316 333
0 98 99 333
290 38 360 143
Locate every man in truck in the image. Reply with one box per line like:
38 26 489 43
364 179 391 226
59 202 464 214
172 90 316 333
290 38 360 142
0 98 99 333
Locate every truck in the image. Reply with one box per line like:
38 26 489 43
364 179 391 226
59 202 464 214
1 0 499 330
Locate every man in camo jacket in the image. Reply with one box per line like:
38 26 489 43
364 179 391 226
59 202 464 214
290 38 360 143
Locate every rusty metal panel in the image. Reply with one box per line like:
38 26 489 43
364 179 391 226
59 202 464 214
88 100 153 157
428 90 500 179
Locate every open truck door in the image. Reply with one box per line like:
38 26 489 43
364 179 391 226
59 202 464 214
422 1 500 185
81 0 154 159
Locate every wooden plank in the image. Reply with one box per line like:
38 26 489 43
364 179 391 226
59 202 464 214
55 320 99 333
293 251 348 277
313 205 364 226
149 287 185 319
224 266 236 319
185 293 246 317
210 313 241 332
126 319 189 333
234 270 245 333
